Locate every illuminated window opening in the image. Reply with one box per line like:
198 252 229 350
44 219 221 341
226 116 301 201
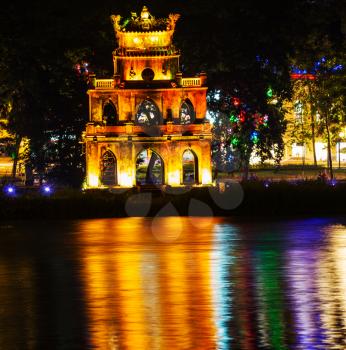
182 149 198 184
180 99 195 125
136 149 164 185
291 143 305 158
315 142 327 161
135 99 162 126
336 143 346 162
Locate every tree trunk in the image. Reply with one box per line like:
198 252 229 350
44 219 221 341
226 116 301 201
308 84 317 166
311 118 317 166
300 115 305 178
11 134 22 180
242 153 251 181
325 113 333 179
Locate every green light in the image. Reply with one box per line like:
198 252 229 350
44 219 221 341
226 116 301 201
229 114 239 123
267 87 273 98
231 137 239 146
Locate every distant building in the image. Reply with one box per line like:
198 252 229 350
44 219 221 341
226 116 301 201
83 6 213 188
282 72 345 166
0 118 14 178
0 119 27 181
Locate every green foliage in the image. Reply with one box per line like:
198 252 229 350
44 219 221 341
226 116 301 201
210 89 287 178
0 2 90 186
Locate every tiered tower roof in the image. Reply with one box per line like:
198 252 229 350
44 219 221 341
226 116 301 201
111 6 180 55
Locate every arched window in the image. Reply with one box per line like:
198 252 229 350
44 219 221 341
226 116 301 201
180 99 195 125
182 149 198 184
100 151 117 186
103 102 118 126
136 149 164 185
135 99 161 126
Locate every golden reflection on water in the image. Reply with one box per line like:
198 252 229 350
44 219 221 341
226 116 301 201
317 224 346 349
0 258 37 350
78 217 220 350
2 218 346 349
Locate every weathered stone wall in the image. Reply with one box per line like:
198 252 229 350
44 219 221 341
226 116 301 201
85 137 212 187
88 88 208 124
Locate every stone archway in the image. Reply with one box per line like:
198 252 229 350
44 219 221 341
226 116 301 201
180 99 195 124
102 101 118 126
135 99 162 126
136 149 164 185
182 149 198 184
100 151 117 186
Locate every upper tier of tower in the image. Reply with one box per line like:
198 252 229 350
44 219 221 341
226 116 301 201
90 6 206 88
111 6 180 56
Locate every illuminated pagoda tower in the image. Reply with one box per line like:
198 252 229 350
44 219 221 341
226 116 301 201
83 6 212 188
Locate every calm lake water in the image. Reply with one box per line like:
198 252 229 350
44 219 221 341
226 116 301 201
1 217 346 349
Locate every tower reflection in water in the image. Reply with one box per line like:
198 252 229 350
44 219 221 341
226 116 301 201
78 218 221 349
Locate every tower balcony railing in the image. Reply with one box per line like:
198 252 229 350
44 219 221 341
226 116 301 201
95 79 115 89
181 77 202 87
93 76 205 89
85 122 211 136
115 47 179 57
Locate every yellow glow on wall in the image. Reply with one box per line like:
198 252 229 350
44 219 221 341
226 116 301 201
202 168 212 185
168 170 180 186
118 31 173 50
119 171 135 187
85 7 212 190
88 173 99 187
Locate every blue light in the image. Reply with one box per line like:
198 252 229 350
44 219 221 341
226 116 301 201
291 57 343 76
42 185 52 195
332 64 343 72
329 179 337 187
251 131 259 143
4 185 15 195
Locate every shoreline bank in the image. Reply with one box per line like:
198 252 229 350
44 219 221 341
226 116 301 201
1 181 346 220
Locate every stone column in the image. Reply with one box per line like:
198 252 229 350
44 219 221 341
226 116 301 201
87 141 100 187
200 140 213 185
166 141 181 186
118 142 136 187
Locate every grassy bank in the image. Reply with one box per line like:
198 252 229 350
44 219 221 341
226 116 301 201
0 181 346 220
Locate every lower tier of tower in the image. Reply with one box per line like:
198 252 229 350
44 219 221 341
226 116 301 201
84 134 213 188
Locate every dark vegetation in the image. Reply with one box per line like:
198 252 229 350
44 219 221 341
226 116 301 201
0 0 345 186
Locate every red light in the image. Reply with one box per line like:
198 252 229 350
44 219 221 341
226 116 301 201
239 110 246 123
233 97 241 107
291 73 315 80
